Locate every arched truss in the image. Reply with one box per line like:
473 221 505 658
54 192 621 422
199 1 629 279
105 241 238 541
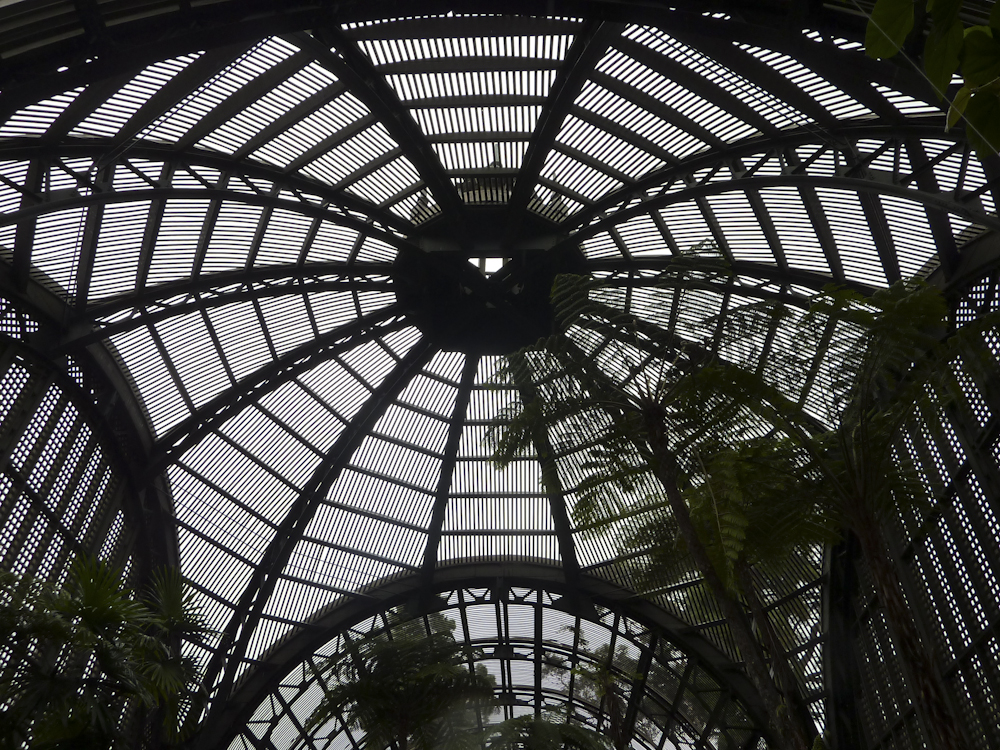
0 2 999 750
199 562 777 750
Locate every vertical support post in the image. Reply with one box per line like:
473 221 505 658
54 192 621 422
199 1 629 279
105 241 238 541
823 538 864 750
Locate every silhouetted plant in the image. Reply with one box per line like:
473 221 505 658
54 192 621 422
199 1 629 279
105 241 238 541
0 556 210 750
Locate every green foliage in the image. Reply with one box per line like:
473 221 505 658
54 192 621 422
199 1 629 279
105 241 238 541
483 715 611 750
488 266 823 749
865 0 915 58
738 280 997 530
685 440 838 591
864 0 1000 155
491 260 995 749
307 609 495 750
0 557 210 750
540 631 654 750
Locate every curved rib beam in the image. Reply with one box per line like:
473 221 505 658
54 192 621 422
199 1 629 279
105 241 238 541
193 560 777 750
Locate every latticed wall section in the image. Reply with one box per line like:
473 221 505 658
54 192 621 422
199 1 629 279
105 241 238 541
842 275 1000 750
0 331 133 583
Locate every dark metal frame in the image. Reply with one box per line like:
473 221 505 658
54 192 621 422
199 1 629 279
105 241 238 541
0 2 998 749
194 561 777 750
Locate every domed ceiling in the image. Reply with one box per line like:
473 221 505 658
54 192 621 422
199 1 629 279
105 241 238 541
0 2 999 749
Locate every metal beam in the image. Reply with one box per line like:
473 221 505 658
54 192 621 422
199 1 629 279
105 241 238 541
10 158 43 293
69 259 392 320
293 29 471 246
614 35 777 137
0 2 932 108
147 304 410 475
552 171 1000 265
234 80 351 161
199 337 436 724
513 382 582 586
558 122 989 236
343 14 583 41
664 28 838 130
98 44 251 164
904 139 962 278
502 21 623 249
0 138 414 235
61 276 394 350
192 561 777 750
172 48 313 150
420 355 478 578
0 183 411 256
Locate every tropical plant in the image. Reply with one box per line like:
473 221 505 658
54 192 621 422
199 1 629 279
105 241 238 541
538 628 649 750
484 714 612 750
489 270 819 750
617 437 838 746
306 609 495 750
0 556 210 750
710 280 998 750
864 0 1000 155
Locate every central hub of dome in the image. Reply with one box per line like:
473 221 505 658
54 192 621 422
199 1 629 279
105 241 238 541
393 208 585 355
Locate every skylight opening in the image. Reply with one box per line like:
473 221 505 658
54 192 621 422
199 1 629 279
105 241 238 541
432 140 528 173
758 186 832 275
387 68 558 101
879 194 938 278
657 201 715 256
157 313 231 409
0 160 30 214
253 207 315 267
360 34 575 65
357 290 402 318
374 405 448 456
705 191 775 264
386 190 436 222
816 188 889 287
112 158 163 191
298 122 399 187
467 257 506 275
251 90 370 169
354 235 398 263
598 48 756 144
256 294 315 357
803 29 865 53
855 138 912 176
202 302 272 381
411 104 542 135
872 83 940 117
540 151 621 203
579 232 623 260
924 140 993 215
200 202 264 274
88 201 147 301
614 214 664 258
556 115 663 180
112 324 190 434
30 207 86 298
346 156 422 206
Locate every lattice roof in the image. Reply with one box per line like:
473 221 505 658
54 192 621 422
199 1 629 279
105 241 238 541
0 2 998 749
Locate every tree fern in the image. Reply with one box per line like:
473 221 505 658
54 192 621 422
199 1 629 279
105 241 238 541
489 270 820 750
